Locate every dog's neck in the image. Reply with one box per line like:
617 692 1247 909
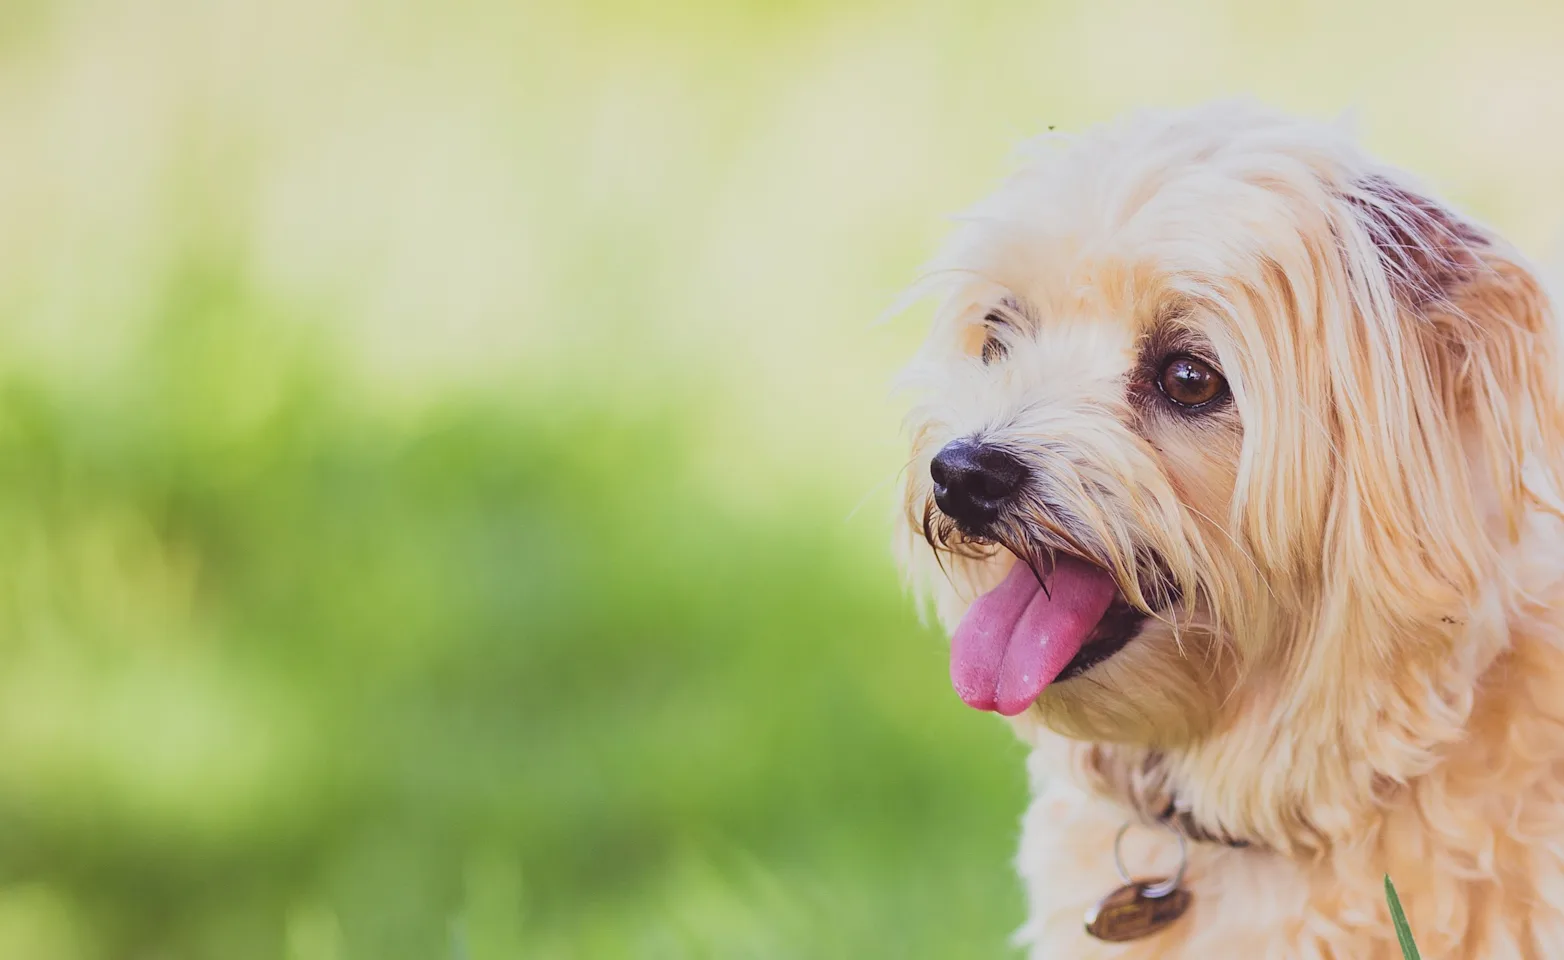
1070 633 1507 856
1074 744 1253 849
1067 510 1564 858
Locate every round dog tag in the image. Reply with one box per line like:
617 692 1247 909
1084 880 1192 942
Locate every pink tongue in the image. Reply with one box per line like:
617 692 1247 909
950 555 1118 716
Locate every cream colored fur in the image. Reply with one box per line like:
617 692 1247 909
896 102 1564 957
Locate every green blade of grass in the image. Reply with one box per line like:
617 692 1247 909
1385 875 1421 960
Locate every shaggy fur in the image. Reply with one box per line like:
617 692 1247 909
896 102 1564 957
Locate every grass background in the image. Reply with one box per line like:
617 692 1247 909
0 1 1562 957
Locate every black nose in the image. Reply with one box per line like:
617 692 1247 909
930 439 1027 529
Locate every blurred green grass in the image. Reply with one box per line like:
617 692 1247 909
0 0 1562 956
0 240 1025 957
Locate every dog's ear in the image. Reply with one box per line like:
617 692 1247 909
1214 173 1564 845
1347 177 1564 527
1324 175 1564 625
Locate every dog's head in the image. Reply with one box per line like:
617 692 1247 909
899 103 1564 776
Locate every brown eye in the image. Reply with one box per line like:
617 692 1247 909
1157 355 1227 408
981 333 1006 364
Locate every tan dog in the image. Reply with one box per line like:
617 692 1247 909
897 102 1564 957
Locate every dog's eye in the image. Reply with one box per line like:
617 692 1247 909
980 310 1009 364
1157 355 1227 408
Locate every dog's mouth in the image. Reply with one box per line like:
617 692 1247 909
949 553 1149 716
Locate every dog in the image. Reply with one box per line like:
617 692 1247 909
896 102 1564 957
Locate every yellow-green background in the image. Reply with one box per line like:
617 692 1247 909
0 1 1560 957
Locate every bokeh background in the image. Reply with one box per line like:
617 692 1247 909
0 1 1561 957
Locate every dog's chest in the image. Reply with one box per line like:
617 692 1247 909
1014 778 1364 958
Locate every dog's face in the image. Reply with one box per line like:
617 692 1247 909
900 104 1564 755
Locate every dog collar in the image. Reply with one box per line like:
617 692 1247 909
1158 800 1252 849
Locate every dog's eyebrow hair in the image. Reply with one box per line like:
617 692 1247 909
1137 317 1218 367
982 296 1032 328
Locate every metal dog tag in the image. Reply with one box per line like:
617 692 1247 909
1085 821 1192 942
1084 880 1192 942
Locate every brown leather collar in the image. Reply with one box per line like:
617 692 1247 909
1083 744 1256 850
1157 799 1250 849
